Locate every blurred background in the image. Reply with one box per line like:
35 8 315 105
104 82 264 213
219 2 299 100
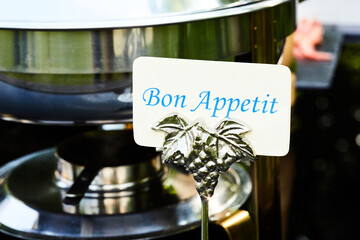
288 37 360 240
287 0 360 239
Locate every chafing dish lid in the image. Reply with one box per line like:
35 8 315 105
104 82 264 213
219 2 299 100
0 0 269 29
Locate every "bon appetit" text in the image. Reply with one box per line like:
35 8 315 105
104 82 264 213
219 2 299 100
142 87 279 119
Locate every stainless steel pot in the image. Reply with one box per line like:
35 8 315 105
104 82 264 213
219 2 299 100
0 0 295 124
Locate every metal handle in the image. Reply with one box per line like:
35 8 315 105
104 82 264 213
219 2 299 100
216 210 255 240
63 163 102 206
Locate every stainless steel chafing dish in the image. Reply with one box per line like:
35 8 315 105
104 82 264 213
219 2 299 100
0 0 295 124
0 1 296 239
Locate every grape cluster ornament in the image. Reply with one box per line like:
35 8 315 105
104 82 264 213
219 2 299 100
153 114 256 240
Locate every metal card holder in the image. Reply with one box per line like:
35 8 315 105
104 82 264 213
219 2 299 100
153 113 256 240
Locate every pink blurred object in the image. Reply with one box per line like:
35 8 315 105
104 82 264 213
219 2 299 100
293 19 333 61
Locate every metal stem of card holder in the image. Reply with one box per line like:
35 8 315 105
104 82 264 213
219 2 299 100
153 114 256 240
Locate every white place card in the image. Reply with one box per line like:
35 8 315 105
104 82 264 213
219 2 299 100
132 57 292 156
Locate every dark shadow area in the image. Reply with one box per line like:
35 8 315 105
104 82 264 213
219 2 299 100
287 35 360 240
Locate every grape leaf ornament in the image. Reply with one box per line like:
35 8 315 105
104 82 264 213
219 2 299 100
153 114 256 198
153 113 256 240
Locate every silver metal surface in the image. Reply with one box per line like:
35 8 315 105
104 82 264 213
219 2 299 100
0 148 252 239
153 114 256 198
0 17 251 75
0 0 287 29
0 0 296 124
56 156 163 192
55 151 164 201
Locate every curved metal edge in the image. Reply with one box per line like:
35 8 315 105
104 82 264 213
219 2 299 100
0 148 252 239
0 114 133 126
0 148 195 239
0 0 293 29
0 114 132 125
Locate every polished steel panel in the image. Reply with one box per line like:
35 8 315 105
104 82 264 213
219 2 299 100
246 2 296 238
0 0 295 124
0 16 250 74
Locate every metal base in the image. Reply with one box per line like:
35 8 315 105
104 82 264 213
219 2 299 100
0 148 251 239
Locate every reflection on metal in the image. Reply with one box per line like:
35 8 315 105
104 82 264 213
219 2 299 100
55 151 165 211
251 156 282 240
0 0 296 74
0 17 250 74
244 3 296 239
217 210 255 240
0 0 295 124
0 0 287 29
250 0 295 63
0 147 252 239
